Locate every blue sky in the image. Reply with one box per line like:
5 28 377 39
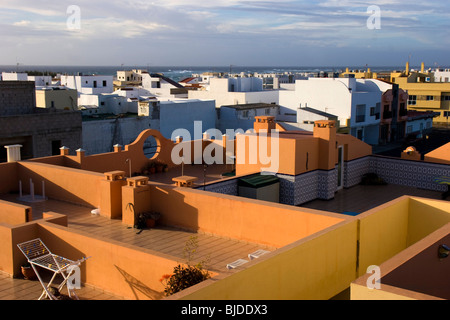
0 0 449 67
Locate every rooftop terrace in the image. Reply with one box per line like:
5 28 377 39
300 184 444 214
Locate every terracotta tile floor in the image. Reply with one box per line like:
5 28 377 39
300 184 444 214
0 270 125 300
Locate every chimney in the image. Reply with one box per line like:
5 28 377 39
406 61 410 75
4 145 22 162
60 146 70 156
313 120 337 170
254 116 276 133
421 62 425 73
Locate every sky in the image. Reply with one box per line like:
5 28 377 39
0 0 449 67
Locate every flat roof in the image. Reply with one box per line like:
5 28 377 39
221 103 279 110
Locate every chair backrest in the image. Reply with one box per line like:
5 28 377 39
17 238 51 261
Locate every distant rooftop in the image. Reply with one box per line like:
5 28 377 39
221 103 278 110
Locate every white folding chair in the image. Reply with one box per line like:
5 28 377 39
17 238 89 300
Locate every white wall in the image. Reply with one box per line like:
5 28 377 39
28 76 52 86
279 78 354 124
2 72 28 81
159 99 216 140
61 75 113 95
406 118 433 135
82 117 156 155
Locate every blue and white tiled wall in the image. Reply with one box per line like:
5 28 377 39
369 156 449 192
277 168 338 206
199 156 450 205
344 157 371 188
201 178 239 196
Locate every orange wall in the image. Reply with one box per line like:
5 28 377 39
424 142 450 165
17 162 103 208
235 130 372 177
37 222 180 300
337 134 373 162
0 162 18 194
149 184 345 248
0 200 32 225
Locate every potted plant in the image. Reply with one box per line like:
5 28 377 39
21 262 37 280
136 211 161 229
156 161 164 173
149 161 156 174
159 236 210 296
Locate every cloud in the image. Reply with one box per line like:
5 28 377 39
1 0 449 65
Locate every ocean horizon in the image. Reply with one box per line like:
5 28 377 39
0 64 428 82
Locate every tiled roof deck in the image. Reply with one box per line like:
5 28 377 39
144 163 234 186
0 270 126 300
299 184 444 214
0 193 275 300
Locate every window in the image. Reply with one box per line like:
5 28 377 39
426 121 431 129
408 95 417 105
265 108 270 115
407 125 412 134
370 107 375 116
426 95 434 101
242 110 249 118
444 111 450 118
93 81 97 88
355 104 366 123
103 80 107 87
443 96 450 101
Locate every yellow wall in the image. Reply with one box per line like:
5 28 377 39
176 220 358 300
358 197 450 278
393 76 450 122
358 198 410 277
350 283 415 300
407 197 450 245
35 88 78 110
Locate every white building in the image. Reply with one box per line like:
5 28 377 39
28 76 53 87
61 75 114 95
141 73 187 98
188 77 279 110
1 72 28 81
79 93 137 115
279 77 391 145
433 68 450 83
82 98 216 155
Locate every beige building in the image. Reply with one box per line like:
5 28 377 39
391 62 450 124
35 87 78 111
